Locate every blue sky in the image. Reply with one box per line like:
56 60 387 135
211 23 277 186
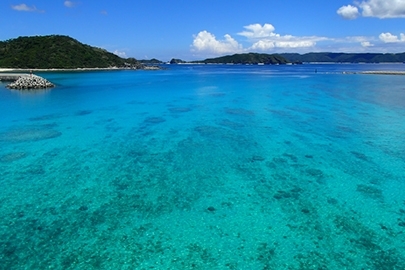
2 0 405 61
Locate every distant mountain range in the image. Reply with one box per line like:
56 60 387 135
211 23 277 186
168 52 405 65
1 35 404 69
0 35 144 69
192 53 289 65
191 52 405 65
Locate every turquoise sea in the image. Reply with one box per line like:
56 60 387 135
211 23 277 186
1 64 405 269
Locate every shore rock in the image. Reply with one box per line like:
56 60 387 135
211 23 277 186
6 75 55 89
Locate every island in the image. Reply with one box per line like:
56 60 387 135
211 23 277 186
0 35 163 89
0 35 157 70
193 53 290 65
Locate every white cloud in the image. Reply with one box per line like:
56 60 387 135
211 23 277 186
64 1 76 8
361 41 374 47
250 40 275 50
238 23 276 38
337 5 360 19
360 0 405 18
114 50 127 58
191 24 330 56
11 3 42 12
344 36 371 42
339 0 405 19
379 32 405 42
239 24 326 50
191 23 405 57
250 40 316 50
191 30 242 54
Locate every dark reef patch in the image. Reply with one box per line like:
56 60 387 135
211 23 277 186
0 152 27 162
75 110 93 116
194 125 225 137
193 125 249 147
224 107 255 116
356 184 384 201
168 107 192 113
218 119 245 129
250 155 265 162
256 242 276 268
0 125 61 143
273 187 302 200
282 153 298 163
24 165 46 175
29 113 63 121
351 151 370 162
305 168 324 178
143 117 166 124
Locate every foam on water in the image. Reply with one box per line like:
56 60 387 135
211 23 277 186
1 64 405 269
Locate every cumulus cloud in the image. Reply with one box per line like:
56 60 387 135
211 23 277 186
337 5 360 19
361 41 374 47
11 3 42 12
191 30 242 54
360 0 405 18
64 1 76 8
114 50 127 58
238 23 276 38
338 0 405 19
379 32 405 42
239 24 326 50
191 24 329 55
250 40 316 50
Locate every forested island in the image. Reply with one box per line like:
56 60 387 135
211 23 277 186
193 53 290 65
171 52 405 65
0 35 145 69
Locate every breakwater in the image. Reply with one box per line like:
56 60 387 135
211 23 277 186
360 70 405 75
0 73 55 89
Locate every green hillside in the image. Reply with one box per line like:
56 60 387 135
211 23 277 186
0 35 143 69
196 53 289 65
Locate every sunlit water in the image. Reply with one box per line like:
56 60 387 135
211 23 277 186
1 64 405 269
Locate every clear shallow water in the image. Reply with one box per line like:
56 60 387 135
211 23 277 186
1 64 405 269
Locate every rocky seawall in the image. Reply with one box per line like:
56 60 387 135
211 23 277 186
5 74 55 89
360 71 405 75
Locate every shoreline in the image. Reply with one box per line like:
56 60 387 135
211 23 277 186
0 66 161 73
2 68 404 75
0 67 124 72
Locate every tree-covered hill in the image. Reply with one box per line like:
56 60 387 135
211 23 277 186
0 35 143 69
139 58 164 64
195 53 290 65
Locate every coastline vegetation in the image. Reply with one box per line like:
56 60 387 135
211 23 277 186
193 53 290 65
0 35 144 69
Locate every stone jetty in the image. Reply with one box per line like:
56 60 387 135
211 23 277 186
0 73 55 89
360 71 405 75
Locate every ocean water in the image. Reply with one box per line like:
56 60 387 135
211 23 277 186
0 64 405 269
